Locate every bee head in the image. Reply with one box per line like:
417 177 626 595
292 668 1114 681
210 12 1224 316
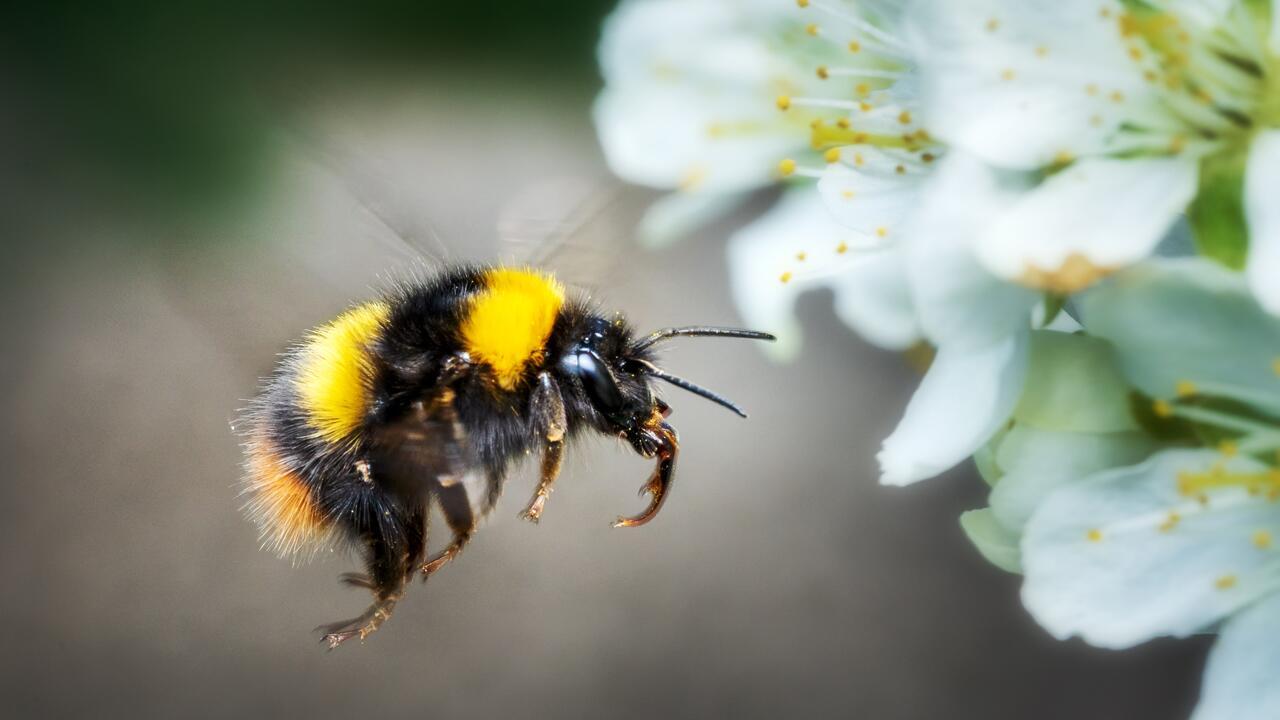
554 313 775 452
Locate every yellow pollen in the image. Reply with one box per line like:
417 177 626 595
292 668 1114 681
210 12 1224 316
859 101 873 112
1035 45 1049 58
1175 380 1198 397
1110 90 1125 103
848 40 861 53
1219 440 1239 457
1128 46 1143 61
823 147 841 164
776 95 792 111
853 153 865 166
1085 83 1100 96
779 271 794 284
1100 7 1112 19
778 158 797 176
1086 528 1103 542
796 251 807 262
1053 150 1074 164
1144 70 1159 83
875 227 888 238
985 18 1000 32
836 117 851 129
1215 574 1238 590
898 111 912 125
796 0 809 6
853 132 869 143
1000 68 1016 81
1158 512 1181 533
805 23 819 36
894 164 906 174
921 152 936 163
835 241 849 254
1255 530 1274 549
841 190 855 200
816 65 829 80
810 118 824 130
855 83 870 96
1153 399 1174 418
1169 134 1187 152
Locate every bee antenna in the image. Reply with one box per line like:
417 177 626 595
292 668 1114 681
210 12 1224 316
631 359 748 418
631 326 776 353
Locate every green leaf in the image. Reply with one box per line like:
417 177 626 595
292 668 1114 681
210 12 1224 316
960 508 1022 574
1188 150 1249 270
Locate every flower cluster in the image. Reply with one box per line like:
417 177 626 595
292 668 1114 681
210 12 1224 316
594 0 1280 717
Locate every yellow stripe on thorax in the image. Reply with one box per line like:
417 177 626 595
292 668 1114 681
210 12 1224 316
296 302 389 443
462 267 564 390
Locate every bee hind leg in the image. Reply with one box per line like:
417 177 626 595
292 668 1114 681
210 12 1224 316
319 510 425 649
422 481 475 577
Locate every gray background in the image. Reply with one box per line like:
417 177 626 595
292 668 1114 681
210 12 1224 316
1 80 1207 719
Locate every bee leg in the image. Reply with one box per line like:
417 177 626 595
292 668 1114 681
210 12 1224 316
613 421 679 528
422 481 475 577
318 526 416 649
519 372 567 524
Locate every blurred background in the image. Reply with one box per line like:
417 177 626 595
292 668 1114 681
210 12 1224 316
1 2 1209 718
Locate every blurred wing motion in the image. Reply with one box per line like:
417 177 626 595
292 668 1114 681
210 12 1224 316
366 390 472 500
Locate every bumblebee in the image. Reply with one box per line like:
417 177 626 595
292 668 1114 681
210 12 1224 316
240 265 773 648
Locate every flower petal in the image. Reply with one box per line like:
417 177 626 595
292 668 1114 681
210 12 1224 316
637 191 749 248
1245 130 1280 315
1022 449 1280 648
976 156 1199 291
902 152 1038 348
1012 330 1137 434
961 508 1022 573
1192 593 1280 720
907 0 1153 169
879 330 1029 485
1079 258 1280 416
727 190 920 359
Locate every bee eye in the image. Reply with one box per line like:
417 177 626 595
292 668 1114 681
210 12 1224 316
561 350 625 416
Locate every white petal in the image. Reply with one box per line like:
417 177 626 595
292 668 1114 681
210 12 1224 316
1192 593 1280 720
637 191 749 248
1245 130 1280 315
1080 258 1280 416
727 191 920 360
818 146 930 239
593 0 818 193
989 426 1158 532
1012 330 1138 434
1022 449 1280 649
879 330 1029 485
961 508 1022 573
977 156 1198 289
903 152 1038 348
907 0 1154 169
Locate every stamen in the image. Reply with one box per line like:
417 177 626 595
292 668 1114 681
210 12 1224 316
1215 574 1238 590
1254 530 1273 549
1086 528 1104 542
806 0 912 54
817 67 906 80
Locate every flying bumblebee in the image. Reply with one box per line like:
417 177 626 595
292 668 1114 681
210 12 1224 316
240 264 773 648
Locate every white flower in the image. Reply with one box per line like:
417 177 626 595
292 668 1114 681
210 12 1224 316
908 0 1280 305
1017 258 1280 719
594 0 862 244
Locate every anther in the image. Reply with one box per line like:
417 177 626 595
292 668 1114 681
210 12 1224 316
796 252 807 262
835 241 849 254
848 40 861 53
776 95 792 111
1214 574 1238 590
1254 530 1273 550
1086 528 1103 542
823 148 841 163
1153 399 1174 418
779 271 794 284
1001 68 1016 81
816 65 829 79
1176 380 1198 397
778 158 797 176
805 23 819 36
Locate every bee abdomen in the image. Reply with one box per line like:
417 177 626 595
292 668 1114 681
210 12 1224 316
242 435 337 559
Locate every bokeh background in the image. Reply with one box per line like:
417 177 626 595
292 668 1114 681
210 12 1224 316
2 3 1209 718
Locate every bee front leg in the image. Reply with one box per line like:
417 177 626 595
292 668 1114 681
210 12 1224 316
520 372 567 524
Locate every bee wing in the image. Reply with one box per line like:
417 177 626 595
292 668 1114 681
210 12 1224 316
366 393 473 499
496 175 644 296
